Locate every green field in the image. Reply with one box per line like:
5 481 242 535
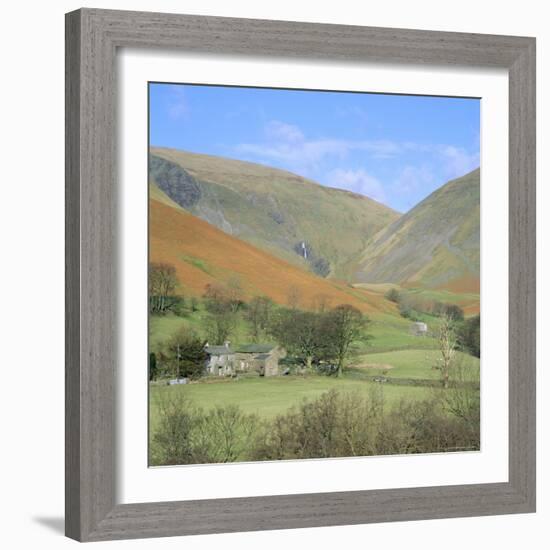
364 313 440 352
149 309 257 350
149 375 433 432
150 308 441 354
356 349 479 380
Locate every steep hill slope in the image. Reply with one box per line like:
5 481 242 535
149 147 399 280
149 196 394 315
355 169 480 291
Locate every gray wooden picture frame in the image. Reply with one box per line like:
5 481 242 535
65 8 536 542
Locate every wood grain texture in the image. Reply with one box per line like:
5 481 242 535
65 10 81 541
507 41 536 508
65 8 536 542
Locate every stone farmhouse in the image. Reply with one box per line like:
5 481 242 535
204 342 286 377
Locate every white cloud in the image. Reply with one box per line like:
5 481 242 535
328 168 387 204
437 145 480 178
232 119 479 209
235 120 401 174
392 164 435 195
265 120 304 143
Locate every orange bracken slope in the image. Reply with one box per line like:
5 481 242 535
150 198 392 315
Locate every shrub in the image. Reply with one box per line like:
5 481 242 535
149 352 158 381
251 388 384 460
150 393 260 465
250 388 479 461
384 288 401 303
170 296 187 317
151 388 480 466
312 257 331 277
444 304 465 322
165 328 207 379
152 394 197 465
457 315 480 357
398 302 421 321
432 301 464 321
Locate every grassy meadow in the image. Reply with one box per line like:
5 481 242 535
149 375 434 429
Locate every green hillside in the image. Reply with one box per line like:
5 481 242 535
355 169 480 290
149 147 399 280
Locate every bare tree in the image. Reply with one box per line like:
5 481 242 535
205 279 243 314
204 311 236 345
286 285 302 310
203 405 259 463
441 355 480 431
152 392 195 465
312 293 332 313
149 263 179 314
245 296 274 342
203 283 238 344
226 275 245 313
436 313 457 389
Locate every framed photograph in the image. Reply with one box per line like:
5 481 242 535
65 8 536 542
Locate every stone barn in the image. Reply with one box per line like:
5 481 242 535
410 321 428 336
235 344 286 377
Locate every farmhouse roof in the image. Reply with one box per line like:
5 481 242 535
235 344 276 354
205 345 235 355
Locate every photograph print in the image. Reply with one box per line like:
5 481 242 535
148 83 481 467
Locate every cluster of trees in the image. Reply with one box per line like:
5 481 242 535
149 262 200 316
385 287 479 361
149 263 179 314
457 314 480 357
271 305 369 376
200 280 370 376
152 395 258 465
150 328 207 381
253 385 479 460
385 288 465 322
431 302 464 321
149 273 370 380
203 278 244 344
399 298 464 323
244 296 274 342
150 383 480 466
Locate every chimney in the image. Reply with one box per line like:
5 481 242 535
224 340 231 348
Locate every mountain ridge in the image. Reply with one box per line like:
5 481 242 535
354 168 480 291
149 147 400 280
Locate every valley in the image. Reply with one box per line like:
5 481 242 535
147 148 481 465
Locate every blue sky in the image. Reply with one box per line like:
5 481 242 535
149 83 479 213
